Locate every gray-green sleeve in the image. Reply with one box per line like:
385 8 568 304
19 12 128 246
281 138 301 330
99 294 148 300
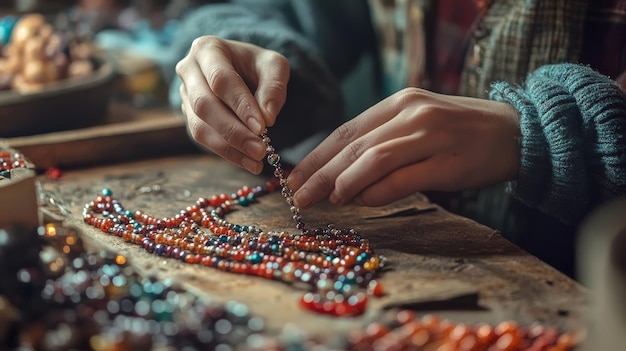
167 1 376 151
490 63 626 226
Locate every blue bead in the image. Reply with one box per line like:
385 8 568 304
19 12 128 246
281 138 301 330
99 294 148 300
0 16 18 45
155 244 166 256
102 188 113 196
247 253 263 264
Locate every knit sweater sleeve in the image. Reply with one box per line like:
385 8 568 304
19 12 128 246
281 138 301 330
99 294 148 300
489 63 626 226
167 1 374 151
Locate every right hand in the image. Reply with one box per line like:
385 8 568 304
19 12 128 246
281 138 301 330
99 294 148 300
287 88 522 210
175 36 290 174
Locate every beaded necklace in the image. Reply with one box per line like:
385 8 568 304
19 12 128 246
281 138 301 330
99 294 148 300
83 130 385 317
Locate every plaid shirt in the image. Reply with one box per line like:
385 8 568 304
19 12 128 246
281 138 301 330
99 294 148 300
370 0 626 97
580 0 626 88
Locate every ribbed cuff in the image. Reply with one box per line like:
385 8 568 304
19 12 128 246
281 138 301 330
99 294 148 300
490 63 626 226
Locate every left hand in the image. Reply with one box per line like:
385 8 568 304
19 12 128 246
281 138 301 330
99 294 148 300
286 88 522 209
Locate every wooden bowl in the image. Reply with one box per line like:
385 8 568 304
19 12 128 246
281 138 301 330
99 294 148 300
0 58 116 137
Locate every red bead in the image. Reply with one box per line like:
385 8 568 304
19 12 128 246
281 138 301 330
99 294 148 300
45 167 63 179
367 280 384 297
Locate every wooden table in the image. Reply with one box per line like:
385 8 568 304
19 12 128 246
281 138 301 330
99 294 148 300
37 152 588 343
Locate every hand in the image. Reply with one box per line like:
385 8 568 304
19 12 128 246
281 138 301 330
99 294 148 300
287 88 522 209
175 36 290 174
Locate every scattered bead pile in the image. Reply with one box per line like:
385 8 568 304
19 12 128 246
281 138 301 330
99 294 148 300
0 224 269 351
0 222 583 350
82 131 386 317
347 310 583 351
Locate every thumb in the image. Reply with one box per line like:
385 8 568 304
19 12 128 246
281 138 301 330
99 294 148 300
255 52 290 127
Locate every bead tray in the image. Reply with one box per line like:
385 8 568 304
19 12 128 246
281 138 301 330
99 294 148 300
0 144 39 229
1 103 198 170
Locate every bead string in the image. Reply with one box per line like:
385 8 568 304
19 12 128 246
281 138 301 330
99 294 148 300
83 130 386 316
349 311 583 350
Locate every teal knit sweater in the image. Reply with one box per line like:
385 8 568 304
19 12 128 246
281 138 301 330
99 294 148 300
490 64 626 227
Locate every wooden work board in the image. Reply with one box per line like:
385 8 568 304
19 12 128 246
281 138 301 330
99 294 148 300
38 153 588 343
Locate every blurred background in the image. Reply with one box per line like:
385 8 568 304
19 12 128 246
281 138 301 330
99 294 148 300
0 0 219 109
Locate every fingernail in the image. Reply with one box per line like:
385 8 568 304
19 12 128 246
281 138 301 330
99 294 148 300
247 117 263 135
286 172 301 191
265 101 278 124
244 140 265 160
242 158 262 174
293 188 311 209
329 191 341 205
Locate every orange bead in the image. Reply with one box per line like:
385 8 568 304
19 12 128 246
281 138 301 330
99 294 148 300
396 310 416 325
367 280 384 297
495 331 521 351
365 322 389 339
474 322 496 346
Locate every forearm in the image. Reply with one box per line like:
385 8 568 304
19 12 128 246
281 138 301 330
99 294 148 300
490 63 626 226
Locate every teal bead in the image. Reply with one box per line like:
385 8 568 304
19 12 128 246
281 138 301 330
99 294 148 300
0 16 18 45
247 253 263 264
238 196 249 206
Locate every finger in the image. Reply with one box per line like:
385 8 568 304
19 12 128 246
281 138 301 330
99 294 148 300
330 132 440 205
354 161 435 207
196 40 266 135
180 83 265 173
187 112 264 174
179 83 187 116
253 50 290 126
354 158 452 207
179 61 267 162
290 99 431 209
289 124 373 209
288 95 407 192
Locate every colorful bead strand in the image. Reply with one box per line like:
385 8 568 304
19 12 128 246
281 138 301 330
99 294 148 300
83 130 386 316
347 311 583 350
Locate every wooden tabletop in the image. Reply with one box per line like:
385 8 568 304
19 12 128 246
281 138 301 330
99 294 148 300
38 152 588 342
